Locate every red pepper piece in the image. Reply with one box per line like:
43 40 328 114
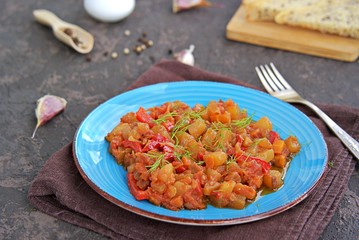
136 107 154 127
175 165 186 173
120 140 142 152
163 145 175 161
127 173 149 200
142 134 168 152
152 133 167 142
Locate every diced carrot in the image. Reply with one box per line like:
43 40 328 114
203 151 227 168
233 183 256 200
217 112 231 124
263 173 273 189
226 103 241 120
204 156 215 169
273 154 287 168
258 138 272 149
285 136 301 154
254 117 272 131
169 196 183 209
218 180 236 197
272 139 285 154
263 170 283 190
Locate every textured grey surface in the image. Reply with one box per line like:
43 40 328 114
0 0 358 239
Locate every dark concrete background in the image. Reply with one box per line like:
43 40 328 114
1 0 358 239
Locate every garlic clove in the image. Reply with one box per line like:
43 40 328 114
174 45 195 66
31 95 67 138
172 0 211 13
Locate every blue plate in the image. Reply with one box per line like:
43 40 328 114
73 81 328 225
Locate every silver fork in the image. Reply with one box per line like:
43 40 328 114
255 63 359 160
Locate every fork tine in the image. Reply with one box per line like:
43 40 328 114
264 64 286 91
261 65 281 91
269 63 292 90
259 65 283 92
255 66 275 94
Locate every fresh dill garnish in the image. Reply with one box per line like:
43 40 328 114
211 122 231 131
153 112 177 125
172 144 192 161
145 151 167 172
188 108 206 120
214 128 231 151
171 118 190 140
196 161 205 166
251 137 267 148
169 108 206 141
173 151 183 162
226 154 237 170
231 115 253 130
209 122 231 151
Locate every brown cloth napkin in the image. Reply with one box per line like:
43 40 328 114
28 60 358 240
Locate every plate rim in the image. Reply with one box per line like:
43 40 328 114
73 80 328 226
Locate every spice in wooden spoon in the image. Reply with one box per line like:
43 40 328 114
33 9 94 54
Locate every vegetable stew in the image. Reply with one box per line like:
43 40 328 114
106 99 300 211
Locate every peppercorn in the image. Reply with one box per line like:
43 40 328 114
123 48 130 55
111 52 118 59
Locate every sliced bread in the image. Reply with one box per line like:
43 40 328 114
243 0 319 21
275 0 359 39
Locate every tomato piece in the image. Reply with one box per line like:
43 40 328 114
197 152 205 161
251 157 271 174
193 171 205 187
152 133 167 142
226 147 235 156
268 131 280 144
162 120 174 131
150 103 168 119
136 107 154 126
142 141 160 152
142 134 168 152
236 154 271 174
127 173 149 200
193 178 203 195
163 145 175 161
172 161 186 173
110 137 121 150
120 140 142 152
236 134 244 144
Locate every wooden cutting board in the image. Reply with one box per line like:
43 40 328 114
226 6 359 62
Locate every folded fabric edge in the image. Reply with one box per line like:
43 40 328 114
28 184 118 239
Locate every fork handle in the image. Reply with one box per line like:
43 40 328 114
299 99 359 160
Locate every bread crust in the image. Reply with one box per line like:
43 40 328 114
243 0 359 39
275 0 359 39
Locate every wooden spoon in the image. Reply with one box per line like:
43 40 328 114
33 9 94 54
